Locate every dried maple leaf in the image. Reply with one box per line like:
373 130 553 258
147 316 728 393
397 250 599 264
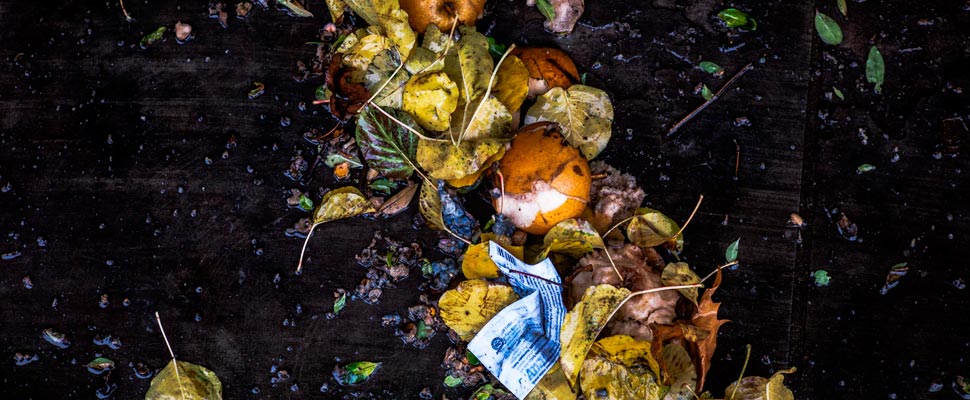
691 267 728 392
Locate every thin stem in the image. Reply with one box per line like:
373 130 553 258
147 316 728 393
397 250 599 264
495 168 505 214
364 50 406 106
295 222 321 274
603 215 636 239
733 139 741 179
728 344 753 400
507 269 563 286
414 18 459 76
701 260 739 283
457 44 517 146
119 0 134 21
370 103 447 142
603 247 623 283
154 312 187 400
667 63 754 137
671 194 704 240
605 284 705 326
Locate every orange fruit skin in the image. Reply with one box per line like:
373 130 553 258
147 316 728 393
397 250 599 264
510 47 581 93
494 122 591 235
399 0 487 33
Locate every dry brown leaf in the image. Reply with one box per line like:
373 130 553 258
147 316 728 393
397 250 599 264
691 267 728 392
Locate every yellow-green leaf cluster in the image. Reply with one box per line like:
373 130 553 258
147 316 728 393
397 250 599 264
524 84 614 159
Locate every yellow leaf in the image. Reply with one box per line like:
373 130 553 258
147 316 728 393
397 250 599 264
421 24 450 54
314 187 376 225
661 262 701 305
343 0 380 26
449 96 513 141
342 34 391 72
444 27 493 107
525 362 577 400
524 84 614 159
326 0 346 23
578 357 663 400
146 360 223 400
438 279 519 341
402 71 459 131
662 343 697 399
444 148 503 188
364 50 409 109
535 218 604 262
405 47 443 75
461 241 525 279
374 0 416 60
591 335 660 378
560 284 630 387
418 180 446 231
492 54 530 112
724 368 797 400
626 207 682 248
416 138 504 180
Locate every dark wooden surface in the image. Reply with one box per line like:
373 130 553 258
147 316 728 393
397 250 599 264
2 0 969 398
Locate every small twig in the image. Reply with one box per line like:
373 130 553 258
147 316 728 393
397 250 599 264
604 248 623 283
667 63 754 137
605 284 705 325
312 99 331 105
154 312 187 400
495 168 506 215
603 215 636 239
507 269 563 287
671 194 704 241
728 344 753 400
701 260 739 283
119 0 134 22
370 103 447 142
590 173 608 180
295 222 322 274
733 139 741 180
364 50 406 106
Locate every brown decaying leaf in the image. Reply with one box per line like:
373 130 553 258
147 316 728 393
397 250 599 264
377 183 418 217
399 0 487 33
511 47 580 98
326 53 371 121
691 267 728 392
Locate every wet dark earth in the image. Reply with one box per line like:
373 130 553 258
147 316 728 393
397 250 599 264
2 0 970 398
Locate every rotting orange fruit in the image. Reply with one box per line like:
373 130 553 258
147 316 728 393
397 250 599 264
493 122 591 235
511 47 581 98
399 0 487 33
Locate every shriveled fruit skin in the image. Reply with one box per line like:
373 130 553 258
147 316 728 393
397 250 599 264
399 0 487 33
511 47 581 97
493 122 591 235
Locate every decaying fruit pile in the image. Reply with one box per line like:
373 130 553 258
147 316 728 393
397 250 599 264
291 0 797 399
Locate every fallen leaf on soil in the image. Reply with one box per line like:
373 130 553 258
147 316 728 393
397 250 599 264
461 241 524 279
403 71 459 131
356 106 421 179
542 0 584 34
534 218 605 262
660 262 701 305
314 187 376 225
560 284 630 386
145 360 223 400
691 268 728 392
525 362 577 400
333 361 381 385
579 356 663 400
591 335 660 377
439 279 519 340
377 183 418 217
662 343 697 399
724 368 797 400
444 28 493 111
524 84 614 159
626 207 682 248
416 137 505 180
449 96 513 141
375 0 417 59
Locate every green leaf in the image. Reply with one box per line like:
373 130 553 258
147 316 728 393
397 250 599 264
443 375 463 387
717 8 757 30
535 218 605 262
139 27 167 49
355 106 420 180
146 360 223 400
524 84 615 159
866 46 885 94
86 357 115 374
837 0 847 16
313 187 376 225
627 208 682 248
856 163 876 174
416 320 434 339
334 361 380 385
661 262 702 305
535 0 556 22
315 85 329 101
466 351 480 366
333 293 347 314
701 84 714 101
814 11 843 45
486 37 507 59
725 238 740 262
277 0 314 17
698 61 724 75
833 87 845 100
813 270 831 286
325 152 364 169
298 195 314 212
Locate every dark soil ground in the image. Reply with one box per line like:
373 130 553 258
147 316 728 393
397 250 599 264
2 0 969 398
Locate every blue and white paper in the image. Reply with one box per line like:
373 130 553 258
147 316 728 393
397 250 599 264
468 242 566 399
